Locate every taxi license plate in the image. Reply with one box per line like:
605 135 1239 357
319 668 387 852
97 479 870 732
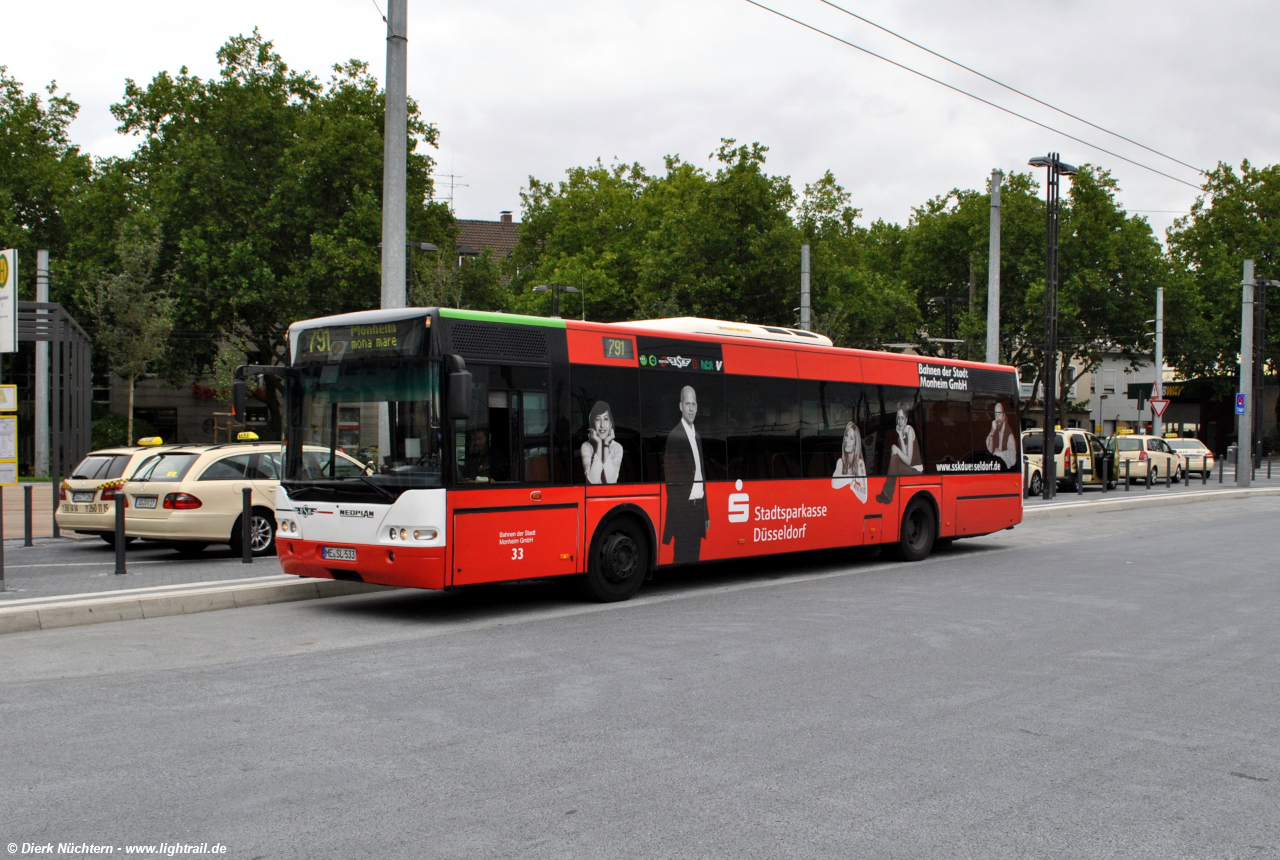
322 546 357 561
72 491 96 503
133 496 157 509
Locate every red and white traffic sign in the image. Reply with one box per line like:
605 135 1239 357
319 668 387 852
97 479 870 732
1149 397 1170 418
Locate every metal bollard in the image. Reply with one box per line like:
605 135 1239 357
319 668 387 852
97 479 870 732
1102 459 1109 493
23 483 33 547
1219 458 1224 483
1076 465 1083 495
0 490 5 592
1269 458 1272 480
114 495 127 575
1202 456 1207 485
1168 462 1174 489
52 477 61 538
1146 462 1152 489
241 487 253 564
1125 458 1131 491
1184 460 1190 486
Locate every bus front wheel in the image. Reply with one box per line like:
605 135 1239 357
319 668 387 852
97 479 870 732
897 499 937 562
584 518 648 602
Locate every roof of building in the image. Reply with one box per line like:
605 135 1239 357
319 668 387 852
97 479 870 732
456 214 520 259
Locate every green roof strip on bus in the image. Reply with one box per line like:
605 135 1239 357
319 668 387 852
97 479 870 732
438 308 566 329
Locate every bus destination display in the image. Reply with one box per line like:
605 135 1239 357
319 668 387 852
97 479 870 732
602 337 634 360
298 318 425 362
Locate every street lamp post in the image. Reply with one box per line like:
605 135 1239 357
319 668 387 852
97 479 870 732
1029 153 1077 500
533 284 580 319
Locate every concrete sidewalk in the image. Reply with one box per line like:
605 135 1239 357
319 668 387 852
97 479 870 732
4 482 1279 635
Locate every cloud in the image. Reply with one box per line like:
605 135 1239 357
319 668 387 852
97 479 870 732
7 0 1278 242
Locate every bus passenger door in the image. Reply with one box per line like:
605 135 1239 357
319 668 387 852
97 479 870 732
450 379 582 585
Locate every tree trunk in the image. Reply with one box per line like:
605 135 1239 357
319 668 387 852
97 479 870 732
127 374 135 446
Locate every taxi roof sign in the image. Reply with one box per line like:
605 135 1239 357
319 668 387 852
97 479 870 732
237 431 260 441
137 436 164 446
1116 428 1134 435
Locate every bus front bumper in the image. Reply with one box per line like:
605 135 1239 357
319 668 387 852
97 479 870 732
278 538 447 590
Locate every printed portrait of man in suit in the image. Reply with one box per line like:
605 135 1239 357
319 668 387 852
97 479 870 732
662 385 709 563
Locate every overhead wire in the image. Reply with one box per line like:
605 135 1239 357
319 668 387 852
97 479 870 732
816 0 1206 177
740 0 1204 192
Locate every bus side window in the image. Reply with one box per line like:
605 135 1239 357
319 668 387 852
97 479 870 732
568 364 640 485
638 367 726 484
727 375 800 481
799 380 875 478
920 390 972 470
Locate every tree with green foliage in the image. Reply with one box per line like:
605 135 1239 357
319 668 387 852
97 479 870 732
81 225 175 445
108 30 452 433
1166 160 1280 382
0 67 92 299
797 171 919 349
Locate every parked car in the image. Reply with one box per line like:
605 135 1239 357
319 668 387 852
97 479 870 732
56 442 176 545
122 442 368 556
1165 437 1215 478
1106 433 1187 483
1021 428 1116 492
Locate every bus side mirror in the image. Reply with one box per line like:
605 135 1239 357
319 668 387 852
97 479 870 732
232 380 247 420
448 371 473 421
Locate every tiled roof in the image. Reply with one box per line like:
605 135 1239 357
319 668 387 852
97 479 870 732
457 218 520 259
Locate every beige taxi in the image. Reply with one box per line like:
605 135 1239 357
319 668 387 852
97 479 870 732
1106 433 1187 483
57 442 175 546
122 442 367 556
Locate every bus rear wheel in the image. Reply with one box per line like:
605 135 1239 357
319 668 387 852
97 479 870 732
584 518 648 603
897 499 936 562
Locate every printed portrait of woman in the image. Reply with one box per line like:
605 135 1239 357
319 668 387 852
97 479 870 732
581 400 624 484
985 401 1017 468
831 421 868 503
876 407 923 504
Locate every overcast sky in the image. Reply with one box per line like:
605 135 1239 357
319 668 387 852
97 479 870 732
7 0 1279 240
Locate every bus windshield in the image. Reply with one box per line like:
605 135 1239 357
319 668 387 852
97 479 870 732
284 359 442 500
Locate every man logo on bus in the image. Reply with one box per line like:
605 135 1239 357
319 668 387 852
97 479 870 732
661 385 709 563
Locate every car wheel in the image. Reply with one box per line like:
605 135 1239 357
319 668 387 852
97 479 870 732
1172 466 1182 483
99 533 135 548
896 497 936 562
231 508 277 557
583 517 648 602
1027 471 1044 497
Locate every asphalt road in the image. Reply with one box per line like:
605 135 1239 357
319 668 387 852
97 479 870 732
2 498 1277 859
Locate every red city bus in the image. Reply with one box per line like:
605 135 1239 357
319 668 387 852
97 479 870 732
250 307 1022 602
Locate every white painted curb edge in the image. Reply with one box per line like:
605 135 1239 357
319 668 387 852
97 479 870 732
0 575 389 636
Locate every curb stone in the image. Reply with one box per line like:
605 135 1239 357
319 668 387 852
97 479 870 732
0 575 388 635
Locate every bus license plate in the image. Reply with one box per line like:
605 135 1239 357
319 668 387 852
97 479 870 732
133 496 157 509
72 491 96 503
322 546 357 561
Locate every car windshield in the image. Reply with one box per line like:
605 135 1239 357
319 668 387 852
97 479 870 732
284 359 442 500
1115 438 1142 452
71 455 128 480
1167 439 1204 450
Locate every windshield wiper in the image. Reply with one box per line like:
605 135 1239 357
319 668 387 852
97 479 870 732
352 474 397 503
